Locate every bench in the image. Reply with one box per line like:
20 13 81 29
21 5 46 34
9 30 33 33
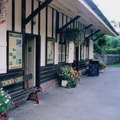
0 74 40 119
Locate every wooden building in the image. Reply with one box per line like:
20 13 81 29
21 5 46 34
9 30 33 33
0 0 118 92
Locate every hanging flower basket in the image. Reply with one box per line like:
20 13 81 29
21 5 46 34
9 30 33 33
63 28 83 46
0 0 8 25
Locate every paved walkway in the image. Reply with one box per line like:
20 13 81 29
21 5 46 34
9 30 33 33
8 67 120 120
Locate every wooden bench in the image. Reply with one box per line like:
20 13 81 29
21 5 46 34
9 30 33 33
0 74 40 119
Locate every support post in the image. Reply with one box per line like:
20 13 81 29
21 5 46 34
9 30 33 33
86 30 100 40
84 24 93 31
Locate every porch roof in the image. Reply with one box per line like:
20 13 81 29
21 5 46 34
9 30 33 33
42 0 118 37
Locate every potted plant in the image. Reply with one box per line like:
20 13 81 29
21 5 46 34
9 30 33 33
0 88 12 120
98 59 107 72
58 66 80 88
63 28 83 47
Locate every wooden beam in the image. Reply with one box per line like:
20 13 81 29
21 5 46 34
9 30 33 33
57 16 81 33
93 33 105 41
86 30 101 40
25 0 53 25
84 24 93 31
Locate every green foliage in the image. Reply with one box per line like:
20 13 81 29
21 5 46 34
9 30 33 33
117 47 120 54
106 49 120 54
108 64 120 67
93 34 110 54
98 39 107 46
0 88 12 117
93 33 120 54
63 28 83 46
111 39 119 48
58 66 80 88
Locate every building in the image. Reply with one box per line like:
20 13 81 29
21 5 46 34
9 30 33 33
0 0 118 93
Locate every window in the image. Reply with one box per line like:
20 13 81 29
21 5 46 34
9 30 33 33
8 32 23 70
58 44 66 62
58 34 66 62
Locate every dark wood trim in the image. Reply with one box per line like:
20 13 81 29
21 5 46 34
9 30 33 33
55 11 59 42
84 24 93 31
12 0 15 31
70 18 72 28
25 0 53 25
86 30 101 40
57 16 80 33
22 0 26 33
52 8 54 38
22 0 26 75
93 33 105 41
38 1 41 35
31 0 34 34
76 47 79 71
45 6 48 66
36 36 41 87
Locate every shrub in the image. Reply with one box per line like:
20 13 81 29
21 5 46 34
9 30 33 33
106 49 119 54
98 39 107 46
117 47 120 54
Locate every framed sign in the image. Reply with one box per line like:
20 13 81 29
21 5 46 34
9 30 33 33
8 32 23 70
47 38 54 64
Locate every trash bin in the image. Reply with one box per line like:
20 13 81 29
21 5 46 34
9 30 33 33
88 60 99 76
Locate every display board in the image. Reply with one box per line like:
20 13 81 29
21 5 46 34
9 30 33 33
88 61 99 76
8 32 23 70
47 38 54 64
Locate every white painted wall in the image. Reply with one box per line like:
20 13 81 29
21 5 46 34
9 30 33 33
40 8 46 66
89 40 93 59
0 23 7 74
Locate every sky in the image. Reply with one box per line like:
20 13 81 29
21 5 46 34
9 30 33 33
93 0 120 22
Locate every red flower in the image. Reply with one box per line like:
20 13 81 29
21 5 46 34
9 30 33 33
67 66 69 67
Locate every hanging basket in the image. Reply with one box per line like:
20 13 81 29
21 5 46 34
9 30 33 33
63 28 83 46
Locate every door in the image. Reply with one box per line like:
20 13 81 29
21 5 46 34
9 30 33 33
25 36 36 88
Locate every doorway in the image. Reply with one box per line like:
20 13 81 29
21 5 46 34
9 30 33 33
25 34 41 88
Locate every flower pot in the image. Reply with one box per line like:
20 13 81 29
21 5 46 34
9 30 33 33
61 80 68 87
99 69 105 73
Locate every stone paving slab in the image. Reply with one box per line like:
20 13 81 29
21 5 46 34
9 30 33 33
8 67 120 120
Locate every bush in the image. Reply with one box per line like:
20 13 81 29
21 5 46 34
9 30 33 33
106 49 119 54
117 47 120 54
98 39 107 46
